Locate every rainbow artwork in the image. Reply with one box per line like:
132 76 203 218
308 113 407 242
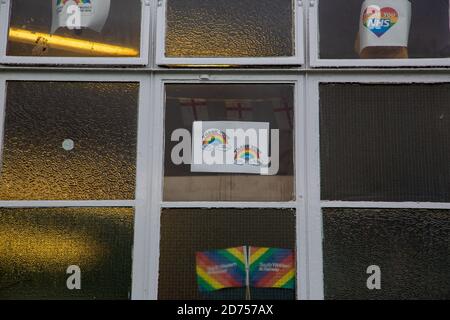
234 145 260 165
202 129 228 150
196 247 246 293
249 247 295 289
57 0 91 5
363 5 399 37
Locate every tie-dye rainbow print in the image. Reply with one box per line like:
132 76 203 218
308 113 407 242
196 247 246 292
249 247 295 289
234 145 260 164
202 130 228 150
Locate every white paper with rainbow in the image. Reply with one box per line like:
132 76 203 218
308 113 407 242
51 0 111 33
191 121 270 175
359 0 411 52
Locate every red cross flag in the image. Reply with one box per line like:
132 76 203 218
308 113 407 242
179 98 208 126
273 99 294 130
225 100 253 121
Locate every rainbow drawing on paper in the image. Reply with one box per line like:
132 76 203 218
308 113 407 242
249 247 295 289
234 145 261 165
202 129 229 150
57 0 91 5
196 247 246 292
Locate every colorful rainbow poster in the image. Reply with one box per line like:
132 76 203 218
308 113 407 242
196 247 247 293
51 0 111 33
249 247 295 289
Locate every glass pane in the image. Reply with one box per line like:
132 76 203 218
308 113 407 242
0 207 134 300
0 81 138 200
7 0 141 57
319 0 450 59
158 209 296 300
323 208 450 299
165 0 295 58
164 84 295 202
320 83 450 202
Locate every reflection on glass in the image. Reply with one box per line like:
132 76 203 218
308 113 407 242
7 0 141 57
323 208 450 299
165 0 295 58
159 208 296 300
319 0 450 59
320 83 450 202
164 84 295 202
0 81 138 200
0 207 134 300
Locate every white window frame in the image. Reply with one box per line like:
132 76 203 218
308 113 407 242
306 73 450 299
148 73 308 300
0 72 152 300
0 0 151 66
155 0 304 66
309 0 450 68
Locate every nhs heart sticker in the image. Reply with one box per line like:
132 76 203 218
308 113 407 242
363 6 399 37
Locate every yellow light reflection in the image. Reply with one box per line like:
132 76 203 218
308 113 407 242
0 224 105 272
8 27 139 57
171 64 235 68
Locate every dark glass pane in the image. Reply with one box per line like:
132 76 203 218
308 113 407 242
0 207 134 300
320 83 450 202
158 209 296 300
7 0 141 57
0 81 138 200
319 0 450 59
323 208 450 300
164 84 295 202
165 0 295 57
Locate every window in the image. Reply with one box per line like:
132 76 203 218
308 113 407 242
306 75 450 299
0 74 149 299
0 207 134 299
320 83 450 202
158 209 296 300
323 208 450 299
1 2 449 301
310 0 450 66
151 74 306 300
1 81 138 200
164 83 295 202
0 0 150 65
156 0 303 66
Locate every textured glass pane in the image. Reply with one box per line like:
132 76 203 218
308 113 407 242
320 83 450 202
319 0 450 59
0 207 134 300
164 84 295 201
159 209 296 300
7 0 141 57
0 81 138 200
323 208 450 300
165 0 295 58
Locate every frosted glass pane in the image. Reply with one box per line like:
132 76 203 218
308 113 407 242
323 208 450 300
0 81 138 200
164 84 295 201
320 83 450 202
319 0 450 59
165 0 295 58
0 207 134 300
159 209 296 300
7 0 141 57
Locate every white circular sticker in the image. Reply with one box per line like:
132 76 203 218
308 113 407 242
62 139 75 151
